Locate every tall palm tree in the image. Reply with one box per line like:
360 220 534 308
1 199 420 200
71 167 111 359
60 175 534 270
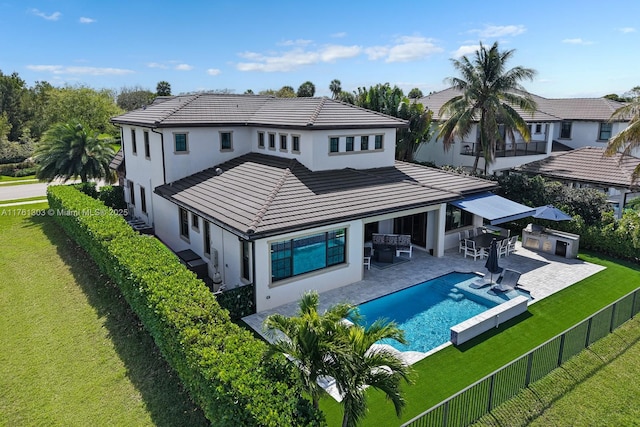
334 318 413 427
330 79 342 99
438 41 537 173
263 291 354 409
605 90 640 180
34 122 116 183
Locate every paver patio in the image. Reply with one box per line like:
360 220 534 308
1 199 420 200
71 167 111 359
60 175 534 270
243 242 605 341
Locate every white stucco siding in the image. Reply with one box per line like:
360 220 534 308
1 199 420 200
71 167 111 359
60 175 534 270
253 220 364 312
162 127 253 183
309 128 397 171
122 126 165 224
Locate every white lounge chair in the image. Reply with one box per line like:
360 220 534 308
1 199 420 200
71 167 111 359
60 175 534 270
395 235 413 258
507 236 518 256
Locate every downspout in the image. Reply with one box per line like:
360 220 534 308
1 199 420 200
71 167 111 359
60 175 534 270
251 241 257 314
151 127 166 185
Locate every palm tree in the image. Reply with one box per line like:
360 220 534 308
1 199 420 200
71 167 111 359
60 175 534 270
334 317 413 427
34 122 116 183
263 291 354 409
438 41 537 173
605 89 640 180
330 79 342 99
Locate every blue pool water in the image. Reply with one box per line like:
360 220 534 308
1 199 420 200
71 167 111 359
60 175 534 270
355 272 501 353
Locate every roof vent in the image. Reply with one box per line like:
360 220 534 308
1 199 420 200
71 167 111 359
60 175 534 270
215 167 223 176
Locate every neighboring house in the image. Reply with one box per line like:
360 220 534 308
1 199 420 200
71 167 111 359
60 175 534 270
110 94 526 312
414 87 629 174
517 146 640 218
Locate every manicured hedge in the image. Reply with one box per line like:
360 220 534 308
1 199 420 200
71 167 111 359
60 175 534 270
47 185 322 426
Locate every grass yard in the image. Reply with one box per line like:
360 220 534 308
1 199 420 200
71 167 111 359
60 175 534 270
0 175 37 183
0 196 48 205
320 253 640 426
0 203 208 426
473 316 640 426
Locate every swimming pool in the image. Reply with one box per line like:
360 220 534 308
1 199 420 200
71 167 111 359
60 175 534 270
355 272 523 353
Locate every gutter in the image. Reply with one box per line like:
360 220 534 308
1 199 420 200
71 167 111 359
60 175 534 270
150 127 166 185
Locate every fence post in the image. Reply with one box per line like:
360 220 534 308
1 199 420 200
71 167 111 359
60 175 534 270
525 352 533 386
487 374 495 412
557 333 566 367
610 302 617 332
585 317 593 348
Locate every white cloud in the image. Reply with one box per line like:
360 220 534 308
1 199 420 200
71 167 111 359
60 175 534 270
320 45 361 62
472 24 526 38
147 62 168 69
29 8 61 21
364 46 388 60
237 44 361 72
385 36 443 62
452 44 480 58
279 39 313 46
207 68 221 76
27 65 134 75
562 38 593 45
79 17 96 24
618 27 636 33
175 64 193 71
331 32 347 38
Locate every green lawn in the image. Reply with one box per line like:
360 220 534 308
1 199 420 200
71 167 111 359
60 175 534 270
473 316 640 426
0 196 48 205
320 253 640 426
0 175 37 184
0 203 208 426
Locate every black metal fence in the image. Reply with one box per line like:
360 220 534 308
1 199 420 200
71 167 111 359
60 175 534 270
459 141 547 157
402 288 640 427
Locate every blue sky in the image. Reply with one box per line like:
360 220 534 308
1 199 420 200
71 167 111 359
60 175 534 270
1 0 638 99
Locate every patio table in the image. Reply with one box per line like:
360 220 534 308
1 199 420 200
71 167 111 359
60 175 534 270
469 233 507 250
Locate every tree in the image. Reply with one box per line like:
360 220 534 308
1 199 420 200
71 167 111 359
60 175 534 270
336 91 356 104
33 122 116 183
117 86 156 111
605 87 640 180
396 100 434 162
264 291 412 426
330 79 342 99
334 318 412 427
297 81 316 97
0 70 29 141
438 41 537 173
264 291 353 409
156 81 171 96
276 85 296 98
43 85 122 135
407 88 423 99
244 89 254 95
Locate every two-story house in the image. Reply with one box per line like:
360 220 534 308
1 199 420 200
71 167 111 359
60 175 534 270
414 88 630 174
111 94 530 312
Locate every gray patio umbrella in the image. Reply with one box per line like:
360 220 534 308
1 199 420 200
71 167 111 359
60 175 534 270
484 239 503 284
533 205 572 221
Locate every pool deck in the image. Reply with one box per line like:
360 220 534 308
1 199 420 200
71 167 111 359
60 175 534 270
243 242 605 344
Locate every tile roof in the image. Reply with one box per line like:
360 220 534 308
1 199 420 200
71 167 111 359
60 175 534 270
517 146 640 188
418 88 627 122
111 94 408 130
155 153 497 238
108 148 124 170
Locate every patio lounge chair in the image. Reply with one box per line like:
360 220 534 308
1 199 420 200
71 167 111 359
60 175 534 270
492 269 521 292
363 247 372 270
395 234 413 258
470 267 504 288
507 235 518 256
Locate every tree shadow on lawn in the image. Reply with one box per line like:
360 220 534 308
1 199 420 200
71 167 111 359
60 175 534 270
32 215 209 427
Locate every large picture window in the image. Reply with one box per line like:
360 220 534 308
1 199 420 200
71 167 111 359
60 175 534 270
271 228 346 282
445 205 473 231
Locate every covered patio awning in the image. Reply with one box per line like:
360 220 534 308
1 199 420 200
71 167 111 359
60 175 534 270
450 192 536 225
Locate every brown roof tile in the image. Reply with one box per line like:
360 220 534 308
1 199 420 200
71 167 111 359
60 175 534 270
155 153 496 238
111 94 408 130
518 146 640 188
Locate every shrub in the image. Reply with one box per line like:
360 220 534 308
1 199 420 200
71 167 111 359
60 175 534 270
47 185 322 426
216 284 255 319
72 182 98 198
98 185 126 211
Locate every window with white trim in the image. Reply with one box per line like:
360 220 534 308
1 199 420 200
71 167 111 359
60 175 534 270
144 131 150 158
258 131 265 148
174 133 188 152
345 136 354 152
374 134 383 149
598 122 612 141
140 186 147 214
280 134 287 150
179 208 189 240
292 135 300 152
329 137 339 153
